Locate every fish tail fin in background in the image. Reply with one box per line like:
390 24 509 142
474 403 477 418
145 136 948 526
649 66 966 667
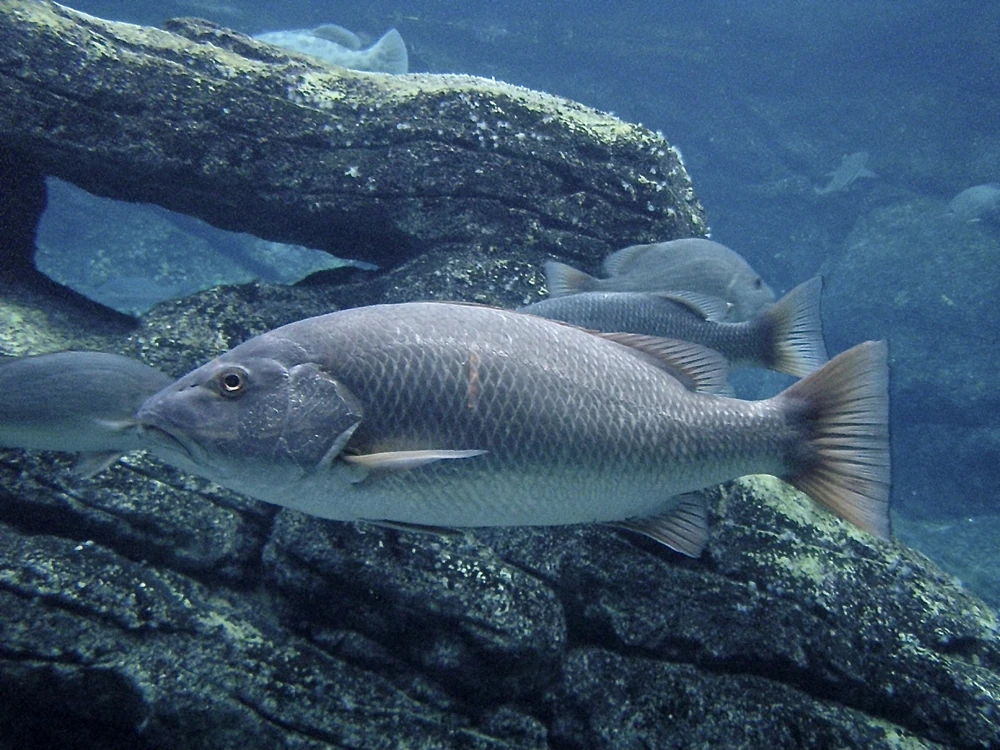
544 261 598 297
776 340 891 540
363 29 408 74
758 275 828 377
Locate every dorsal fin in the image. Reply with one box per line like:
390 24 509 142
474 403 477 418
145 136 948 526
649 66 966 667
308 24 362 48
594 332 728 394
651 291 731 322
602 243 656 276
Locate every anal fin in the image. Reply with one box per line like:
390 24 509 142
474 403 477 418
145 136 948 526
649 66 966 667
607 493 709 557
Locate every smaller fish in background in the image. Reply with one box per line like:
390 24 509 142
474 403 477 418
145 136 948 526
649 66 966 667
946 183 1000 223
521 276 827 378
814 151 877 195
545 238 775 321
0 352 173 476
254 26 408 74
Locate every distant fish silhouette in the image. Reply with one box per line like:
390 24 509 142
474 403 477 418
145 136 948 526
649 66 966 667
946 184 1000 223
814 151 877 195
255 26 408 74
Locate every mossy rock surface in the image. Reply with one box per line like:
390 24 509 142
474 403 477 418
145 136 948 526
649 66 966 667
0 0 705 278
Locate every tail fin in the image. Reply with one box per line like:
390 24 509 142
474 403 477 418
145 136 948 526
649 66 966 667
777 340 891 540
759 276 828 377
544 261 599 297
364 29 408 74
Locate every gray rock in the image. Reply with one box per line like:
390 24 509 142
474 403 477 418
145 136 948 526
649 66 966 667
825 197 1000 519
263 513 566 700
0 448 270 582
550 648 909 749
0 525 538 749
0 2 705 286
482 477 1000 748
1 290 999 746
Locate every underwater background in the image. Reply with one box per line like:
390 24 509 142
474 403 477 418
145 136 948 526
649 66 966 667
41 0 999 609
2 2 999 747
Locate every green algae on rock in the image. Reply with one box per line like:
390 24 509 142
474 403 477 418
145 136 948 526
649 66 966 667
0 279 998 748
0 1 705 281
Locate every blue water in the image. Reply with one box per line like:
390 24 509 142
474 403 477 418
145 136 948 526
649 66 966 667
44 1 1000 606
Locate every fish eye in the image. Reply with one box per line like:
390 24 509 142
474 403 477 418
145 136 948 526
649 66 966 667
753 277 763 289
217 367 248 398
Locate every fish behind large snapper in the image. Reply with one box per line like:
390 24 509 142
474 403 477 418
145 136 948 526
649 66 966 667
0 351 173 475
136 303 889 556
545 238 775 321
521 276 827 377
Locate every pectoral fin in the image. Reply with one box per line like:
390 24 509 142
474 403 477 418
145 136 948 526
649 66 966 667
72 451 123 478
343 449 487 472
316 422 362 470
607 493 709 557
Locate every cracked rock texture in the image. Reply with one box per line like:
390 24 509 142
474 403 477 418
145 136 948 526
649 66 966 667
3 429 999 749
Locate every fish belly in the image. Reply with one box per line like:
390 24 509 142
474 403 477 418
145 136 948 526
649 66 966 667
274 454 757 528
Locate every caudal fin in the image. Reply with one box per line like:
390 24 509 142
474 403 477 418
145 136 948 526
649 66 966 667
777 340 891 540
544 261 599 297
364 29 408 74
759 276 828 377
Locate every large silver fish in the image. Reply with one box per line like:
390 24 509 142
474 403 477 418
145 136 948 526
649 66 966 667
0 351 173 475
521 277 827 377
136 303 890 556
254 26 408 74
545 239 775 321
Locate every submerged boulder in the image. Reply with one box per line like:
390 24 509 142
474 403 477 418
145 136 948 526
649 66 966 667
2 411 998 749
0 0 704 292
825 197 1000 520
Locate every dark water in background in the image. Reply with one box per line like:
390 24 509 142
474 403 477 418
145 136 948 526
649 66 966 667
43 1 1000 602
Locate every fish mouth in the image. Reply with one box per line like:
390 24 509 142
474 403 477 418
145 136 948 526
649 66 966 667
138 422 198 463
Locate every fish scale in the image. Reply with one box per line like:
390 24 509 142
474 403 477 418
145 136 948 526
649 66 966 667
137 302 890 556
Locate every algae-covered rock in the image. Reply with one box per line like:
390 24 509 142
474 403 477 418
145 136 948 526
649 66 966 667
0 282 998 749
3 440 998 748
0 524 541 750
0 0 705 283
0 4 998 748
0 244 998 750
